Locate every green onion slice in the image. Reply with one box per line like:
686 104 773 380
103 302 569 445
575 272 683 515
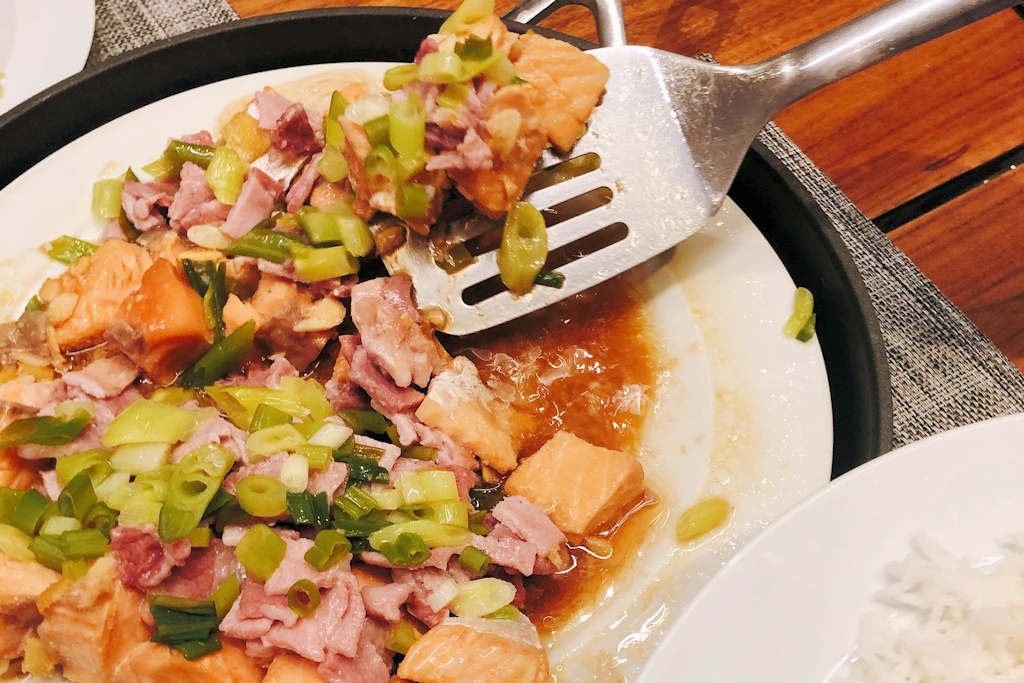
236 475 288 518
234 524 286 581
287 579 321 617
304 529 351 571
458 545 491 574
0 410 91 449
497 202 548 294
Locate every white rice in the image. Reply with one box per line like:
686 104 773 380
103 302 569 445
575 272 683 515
833 535 1024 682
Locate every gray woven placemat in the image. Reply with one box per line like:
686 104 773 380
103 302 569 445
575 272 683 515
87 0 1024 449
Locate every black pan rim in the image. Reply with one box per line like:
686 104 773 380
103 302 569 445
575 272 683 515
0 7 892 475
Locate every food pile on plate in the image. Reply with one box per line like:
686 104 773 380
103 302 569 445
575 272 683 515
0 1 657 681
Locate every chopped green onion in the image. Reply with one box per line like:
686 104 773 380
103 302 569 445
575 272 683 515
92 179 124 220
201 260 228 343
534 270 565 288
166 140 216 169
369 519 471 550
296 444 333 470
308 421 354 450
214 501 252 534
246 423 305 461
46 235 98 265
437 242 476 273
318 147 349 182
337 485 378 520
0 524 32 562
102 399 198 447
396 183 430 219
206 147 246 205
402 445 438 461
497 202 548 294
439 0 494 34
338 410 389 436
364 145 397 186
0 410 91 448
397 470 459 505
0 489 23 526
304 529 351 571
223 227 299 263
28 534 65 570
458 545 491 575
363 115 390 148
60 528 108 559
174 637 222 661
797 314 817 342
24 295 43 312
438 82 470 109
482 53 518 86
236 475 288 518
335 210 374 257
182 258 214 295
178 319 256 389
40 515 81 536
289 244 360 281
212 575 240 619
141 155 178 180
417 51 467 84
448 577 516 618
676 497 732 543
148 594 221 659
287 579 321 617
287 491 331 527
297 206 342 244
249 403 292 432
281 454 310 493
234 524 286 581
202 488 235 520
406 500 469 528
386 622 420 655
468 509 490 536
110 442 172 474
782 287 815 341
328 90 349 120
383 64 420 91
14 489 51 535
469 483 504 510
332 509 390 537
486 604 522 620
389 94 426 158
395 152 427 183
323 116 345 149
158 444 234 542
335 455 389 484
82 502 119 538
57 473 98 521
150 387 197 406
187 526 211 548
61 558 90 580
376 531 430 567
335 436 355 457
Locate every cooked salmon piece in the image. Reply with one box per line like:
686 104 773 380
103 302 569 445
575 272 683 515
37 556 150 683
223 293 261 335
112 640 264 683
504 430 644 537
262 652 325 683
415 357 518 472
397 621 549 683
105 259 210 384
248 275 330 371
510 31 610 153
448 85 548 219
47 239 154 351
0 555 60 670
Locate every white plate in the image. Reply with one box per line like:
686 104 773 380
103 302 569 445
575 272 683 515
0 0 96 116
0 63 833 680
643 412 1024 682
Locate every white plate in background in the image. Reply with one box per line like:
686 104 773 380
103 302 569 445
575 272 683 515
643 413 1024 682
0 63 833 680
0 0 96 116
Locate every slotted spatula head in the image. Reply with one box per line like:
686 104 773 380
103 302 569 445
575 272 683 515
385 0 1016 335
384 47 729 336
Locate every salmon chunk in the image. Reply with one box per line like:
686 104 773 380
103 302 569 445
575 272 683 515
48 239 154 350
448 85 548 219
0 556 60 669
106 259 210 384
505 430 644 537
37 556 150 683
249 275 331 371
511 31 610 153
262 652 325 682
112 640 264 683
415 357 518 472
398 620 549 683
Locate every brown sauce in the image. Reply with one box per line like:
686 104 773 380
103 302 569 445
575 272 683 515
446 274 664 632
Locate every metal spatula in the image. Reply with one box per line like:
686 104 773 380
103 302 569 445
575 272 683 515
385 0 1017 335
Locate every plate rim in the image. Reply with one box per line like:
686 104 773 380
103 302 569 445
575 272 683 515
0 7 891 473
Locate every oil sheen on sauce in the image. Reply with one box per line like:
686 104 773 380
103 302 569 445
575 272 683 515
448 274 663 635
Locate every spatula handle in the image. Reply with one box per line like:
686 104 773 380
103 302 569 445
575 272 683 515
761 0 1019 109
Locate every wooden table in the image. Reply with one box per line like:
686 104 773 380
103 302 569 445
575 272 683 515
232 0 1024 371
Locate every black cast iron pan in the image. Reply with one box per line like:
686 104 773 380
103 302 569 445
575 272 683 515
0 8 892 476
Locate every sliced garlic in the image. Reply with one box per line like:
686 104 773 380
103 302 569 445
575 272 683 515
293 298 347 333
186 224 232 250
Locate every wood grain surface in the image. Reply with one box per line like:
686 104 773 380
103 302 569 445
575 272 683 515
229 0 1024 371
